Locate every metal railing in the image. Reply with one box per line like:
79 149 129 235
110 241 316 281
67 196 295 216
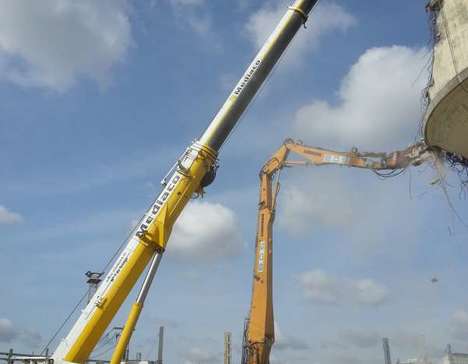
0 350 112 364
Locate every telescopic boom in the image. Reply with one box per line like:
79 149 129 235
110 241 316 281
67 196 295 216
51 2 319 364
199 0 318 152
241 139 433 364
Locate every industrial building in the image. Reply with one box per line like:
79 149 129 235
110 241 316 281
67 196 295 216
442 346 468 364
424 0 468 160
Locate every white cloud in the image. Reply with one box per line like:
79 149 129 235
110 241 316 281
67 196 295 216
170 0 205 6
274 322 310 351
19 329 42 348
297 269 389 306
0 0 131 91
352 279 388 306
277 167 428 254
278 176 353 235
165 0 212 37
339 329 380 349
184 13 212 36
451 309 468 341
246 1 356 67
296 269 340 304
0 318 41 347
0 205 23 224
0 318 17 343
183 347 219 364
294 46 429 149
169 201 244 261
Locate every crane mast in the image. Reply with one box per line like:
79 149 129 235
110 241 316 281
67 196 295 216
51 2 319 364
242 139 433 364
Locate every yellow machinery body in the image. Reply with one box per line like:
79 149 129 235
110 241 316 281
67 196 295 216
50 2 320 364
62 143 216 363
242 140 432 364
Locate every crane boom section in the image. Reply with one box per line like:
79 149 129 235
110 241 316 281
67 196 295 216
199 0 319 151
52 1 320 363
244 140 432 364
53 143 216 364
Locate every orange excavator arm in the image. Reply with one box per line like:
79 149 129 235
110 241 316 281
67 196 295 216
241 139 433 364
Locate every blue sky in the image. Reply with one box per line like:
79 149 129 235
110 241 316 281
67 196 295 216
1 1 468 364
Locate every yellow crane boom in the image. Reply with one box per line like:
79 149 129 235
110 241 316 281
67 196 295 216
241 139 433 364
49 2 320 364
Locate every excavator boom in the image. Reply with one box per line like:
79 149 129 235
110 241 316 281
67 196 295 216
242 139 433 364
